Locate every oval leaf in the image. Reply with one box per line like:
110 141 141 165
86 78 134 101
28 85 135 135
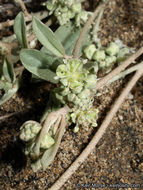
33 17 65 57
14 12 28 48
0 80 19 106
55 24 80 55
3 58 15 83
20 49 58 83
31 116 66 172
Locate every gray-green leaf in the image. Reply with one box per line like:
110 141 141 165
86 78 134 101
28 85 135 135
33 17 65 57
20 49 58 83
3 58 15 83
40 116 66 171
55 24 80 55
0 80 19 106
14 12 28 48
31 115 66 172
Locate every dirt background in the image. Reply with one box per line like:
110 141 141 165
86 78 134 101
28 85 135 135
0 0 143 189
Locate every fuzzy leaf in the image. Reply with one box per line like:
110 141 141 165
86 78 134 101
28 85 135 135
20 49 58 83
3 59 15 83
0 80 19 106
31 116 66 172
33 17 65 57
14 12 28 48
55 24 80 55
41 116 66 171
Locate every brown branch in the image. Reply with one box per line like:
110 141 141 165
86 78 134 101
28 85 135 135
14 0 30 17
0 41 18 54
33 106 70 158
108 62 143 84
0 16 52 56
95 46 143 91
0 11 48 30
0 110 24 121
73 1 107 58
49 67 143 190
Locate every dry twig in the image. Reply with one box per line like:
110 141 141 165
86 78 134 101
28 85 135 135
14 0 30 17
0 110 28 122
0 11 48 30
0 41 18 54
49 66 143 190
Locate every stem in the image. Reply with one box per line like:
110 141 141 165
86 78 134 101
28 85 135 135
0 41 18 54
0 11 48 30
95 47 143 91
0 110 24 121
33 106 70 158
14 0 30 17
0 15 52 60
108 62 143 85
73 1 106 58
49 67 143 190
92 7 104 39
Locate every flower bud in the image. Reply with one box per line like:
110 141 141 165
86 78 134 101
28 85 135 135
60 78 68 86
72 3 81 13
86 109 99 127
80 11 89 23
67 93 76 102
69 80 83 92
116 47 130 63
71 85 83 94
93 50 106 61
60 7 68 13
60 87 70 96
69 59 83 72
55 93 65 103
46 2 55 11
73 125 79 133
106 42 119 56
105 56 116 67
78 89 90 99
40 134 55 149
99 61 106 68
74 96 81 105
67 10 75 19
56 64 67 78
20 121 41 142
75 11 89 26
84 44 96 60
85 74 97 89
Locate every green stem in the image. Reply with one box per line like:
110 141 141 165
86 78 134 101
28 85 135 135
73 0 108 58
108 62 143 84
92 7 104 40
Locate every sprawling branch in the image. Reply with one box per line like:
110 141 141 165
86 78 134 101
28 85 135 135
49 65 143 190
0 11 48 30
33 106 70 158
14 0 30 17
95 47 143 91
73 0 109 58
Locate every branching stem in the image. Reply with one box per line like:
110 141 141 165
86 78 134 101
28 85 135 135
73 1 107 58
49 66 143 190
33 106 70 157
108 62 143 84
14 0 30 17
95 47 143 91
0 11 48 30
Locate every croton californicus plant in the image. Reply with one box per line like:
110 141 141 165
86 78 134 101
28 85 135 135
0 0 133 172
